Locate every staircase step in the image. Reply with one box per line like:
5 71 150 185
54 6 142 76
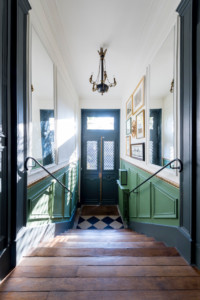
40 241 166 249
66 229 134 234
19 256 186 266
2 290 200 300
26 247 180 257
10 265 198 278
52 235 155 242
1 277 200 292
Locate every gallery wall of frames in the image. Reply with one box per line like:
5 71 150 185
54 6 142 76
124 24 179 180
126 76 145 161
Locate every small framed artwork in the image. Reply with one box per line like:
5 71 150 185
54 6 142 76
131 116 136 138
131 143 145 161
136 110 145 139
126 136 131 156
126 95 132 119
126 117 131 135
132 77 145 115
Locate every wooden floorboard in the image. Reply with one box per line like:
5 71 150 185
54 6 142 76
48 241 166 248
19 256 187 266
1 290 200 300
26 247 180 257
52 235 155 242
1 226 200 298
1 277 200 292
10 265 199 278
81 205 119 215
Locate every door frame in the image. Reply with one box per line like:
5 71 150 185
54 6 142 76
80 109 120 205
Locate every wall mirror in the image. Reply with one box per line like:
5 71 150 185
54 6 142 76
31 28 55 168
149 27 175 168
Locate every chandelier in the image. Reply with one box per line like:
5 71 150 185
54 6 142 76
89 48 117 95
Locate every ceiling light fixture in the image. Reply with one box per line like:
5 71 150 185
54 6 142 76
89 47 117 95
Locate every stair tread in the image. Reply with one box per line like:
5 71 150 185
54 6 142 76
26 247 180 257
10 265 198 278
1 290 200 300
19 256 186 266
52 236 155 242
1 277 200 292
40 241 166 249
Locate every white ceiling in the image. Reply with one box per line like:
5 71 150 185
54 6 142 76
37 0 180 101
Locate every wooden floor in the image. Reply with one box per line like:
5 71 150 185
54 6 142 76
1 229 200 299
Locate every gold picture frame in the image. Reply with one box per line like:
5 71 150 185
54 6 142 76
136 110 145 139
126 136 131 156
132 77 145 115
126 95 133 120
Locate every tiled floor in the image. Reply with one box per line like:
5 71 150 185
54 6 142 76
77 215 124 230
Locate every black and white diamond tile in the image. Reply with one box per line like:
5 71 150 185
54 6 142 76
77 215 124 230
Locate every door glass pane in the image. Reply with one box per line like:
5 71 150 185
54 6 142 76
87 117 114 130
104 141 114 170
87 141 98 170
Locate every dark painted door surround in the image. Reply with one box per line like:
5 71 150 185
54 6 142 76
81 109 120 205
0 0 31 280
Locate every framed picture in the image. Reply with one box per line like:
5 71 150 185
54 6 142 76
126 136 131 156
126 95 132 119
126 117 131 135
136 110 145 138
131 143 145 161
132 77 145 115
131 116 136 138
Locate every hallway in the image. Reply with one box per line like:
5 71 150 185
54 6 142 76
1 228 200 299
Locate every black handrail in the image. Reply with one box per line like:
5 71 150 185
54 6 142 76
24 156 73 195
129 158 183 195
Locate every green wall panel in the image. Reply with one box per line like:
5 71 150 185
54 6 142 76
118 159 180 226
137 175 151 218
52 174 65 219
152 185 178 219
27 161 79 227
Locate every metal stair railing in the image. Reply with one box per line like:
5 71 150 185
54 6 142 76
129 158 183 195
24 156 73 196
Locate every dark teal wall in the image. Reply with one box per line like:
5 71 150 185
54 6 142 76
27 161 79 226
119 159 180 226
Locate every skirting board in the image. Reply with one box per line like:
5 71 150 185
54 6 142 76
129 221 193 264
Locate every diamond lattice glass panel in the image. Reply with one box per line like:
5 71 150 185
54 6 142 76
104 141 114 170
87 117 114 130
87 141 98 170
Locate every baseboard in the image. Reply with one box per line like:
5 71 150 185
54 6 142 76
129 221 193 264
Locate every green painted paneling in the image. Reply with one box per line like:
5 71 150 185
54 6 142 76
118 159 180 226
152 185 178 219
137 175 151 218
27 161 79 227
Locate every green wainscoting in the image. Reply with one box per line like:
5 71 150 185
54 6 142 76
27 161 79 227
118 159 180 226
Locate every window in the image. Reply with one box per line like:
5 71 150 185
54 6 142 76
87 117 114 130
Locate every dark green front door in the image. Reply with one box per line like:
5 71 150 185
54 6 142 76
81 109 120 205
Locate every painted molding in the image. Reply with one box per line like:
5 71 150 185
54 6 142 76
28 160 78 187
137 174 151 218
121 157 179 187
152 185 178 219
176 0 192 15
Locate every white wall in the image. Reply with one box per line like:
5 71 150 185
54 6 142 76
120 17 179 184
80 98 122 109
162 93 174 160
28 0 80 184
